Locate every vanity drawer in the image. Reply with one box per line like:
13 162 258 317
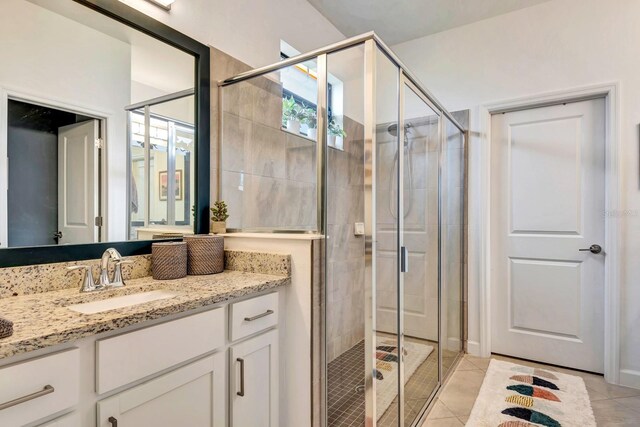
96 308 224 394
230 292 279 341
0 349 79 427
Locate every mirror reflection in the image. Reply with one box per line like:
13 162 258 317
1 0 196 248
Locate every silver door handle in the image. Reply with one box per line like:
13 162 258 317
0 385 54 410
401 246 409 273
579 244 602 254
237 358 245 397
244 310 274 322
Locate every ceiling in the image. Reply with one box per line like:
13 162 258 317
306 0 553 45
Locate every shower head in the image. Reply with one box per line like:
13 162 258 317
387 123 412 137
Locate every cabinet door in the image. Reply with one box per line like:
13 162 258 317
230 330 279 426
37 412 80 427
97 352 225 427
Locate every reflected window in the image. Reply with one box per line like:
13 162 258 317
127 94 195 240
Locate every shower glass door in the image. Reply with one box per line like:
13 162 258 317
401 78 441 426
369 49 443 427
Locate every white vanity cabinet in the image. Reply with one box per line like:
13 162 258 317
97 352 225 427
230 330 279 427
0 289 285 427
0 349 79 427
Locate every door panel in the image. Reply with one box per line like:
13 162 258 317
57 120 99 244
97 353 225 427
510 258 580 337
510 117 581 234
230 330 279 427
491 98 605 373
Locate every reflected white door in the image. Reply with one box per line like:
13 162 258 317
490 98 605 373
57 120 99 245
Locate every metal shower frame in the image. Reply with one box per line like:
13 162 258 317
218 32 467 427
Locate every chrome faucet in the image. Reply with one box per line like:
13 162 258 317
67 248 132 293
99 248 123 288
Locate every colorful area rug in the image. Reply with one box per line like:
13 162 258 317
466 359 596 427
375 337 433 420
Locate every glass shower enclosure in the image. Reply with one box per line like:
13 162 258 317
218 33 466 427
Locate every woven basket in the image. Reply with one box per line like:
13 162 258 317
184 235 224 275
0 317 13 339
152 242 187 280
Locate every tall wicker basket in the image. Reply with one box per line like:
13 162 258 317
184 235 224 275
152 242 188 280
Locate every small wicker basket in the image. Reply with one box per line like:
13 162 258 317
0 317 13 339
152 241 187 280
184 235 224 275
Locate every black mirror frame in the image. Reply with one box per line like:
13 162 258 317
0 0 210 268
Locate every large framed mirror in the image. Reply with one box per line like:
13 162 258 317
0 0 210 267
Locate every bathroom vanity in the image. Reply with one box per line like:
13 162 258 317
0 250 290 427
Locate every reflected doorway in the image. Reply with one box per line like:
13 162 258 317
5 99 102 247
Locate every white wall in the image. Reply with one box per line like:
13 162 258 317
392 0 640 385
118 0 345 68
0 0 131 242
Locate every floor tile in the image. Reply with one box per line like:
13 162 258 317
437 369 485 417
426 400 455 419
591 399 640 426
455 359 479 371
581 375 640 399
464 355 490 370
614 396 640 414
422 417 464 427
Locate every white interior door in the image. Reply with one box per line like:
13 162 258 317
490 98 605 373
57 120 99 244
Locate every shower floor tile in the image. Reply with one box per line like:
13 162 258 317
328 337 459 427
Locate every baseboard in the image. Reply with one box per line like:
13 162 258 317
619 369 640 390
467 340 481 356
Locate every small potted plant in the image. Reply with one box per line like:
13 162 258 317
303 107 317 140
210 200 229 234
282 96 303 134
328 119 347 147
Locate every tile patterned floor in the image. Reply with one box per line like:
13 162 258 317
422 354 640 426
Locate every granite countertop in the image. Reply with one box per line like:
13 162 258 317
0 270 289 360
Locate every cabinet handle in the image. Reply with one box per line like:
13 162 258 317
108 416 118 427
0 385 54 410
244 309 274 322
237 357 245 397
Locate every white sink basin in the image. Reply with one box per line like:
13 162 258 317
67 290 181 314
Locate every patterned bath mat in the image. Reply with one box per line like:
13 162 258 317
375 337 433 420
466 359 596 427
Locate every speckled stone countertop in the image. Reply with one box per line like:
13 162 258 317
0 250 291 360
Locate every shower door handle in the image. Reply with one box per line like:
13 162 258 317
401 246 409 273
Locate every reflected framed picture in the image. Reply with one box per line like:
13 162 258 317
159 170 183 201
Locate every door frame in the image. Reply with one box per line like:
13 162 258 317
477 83 621 383
0 86 110 247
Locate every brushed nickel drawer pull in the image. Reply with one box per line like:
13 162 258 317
237 358 245 397
0 385 54 410
244 309 274 322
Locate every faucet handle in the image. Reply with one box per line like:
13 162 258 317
111 260 133 288
67 265 97 293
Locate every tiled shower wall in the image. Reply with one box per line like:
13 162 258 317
212 48 315 230
210 47 366 362
326 117 365 362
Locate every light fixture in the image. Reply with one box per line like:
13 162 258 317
144 0 175 11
